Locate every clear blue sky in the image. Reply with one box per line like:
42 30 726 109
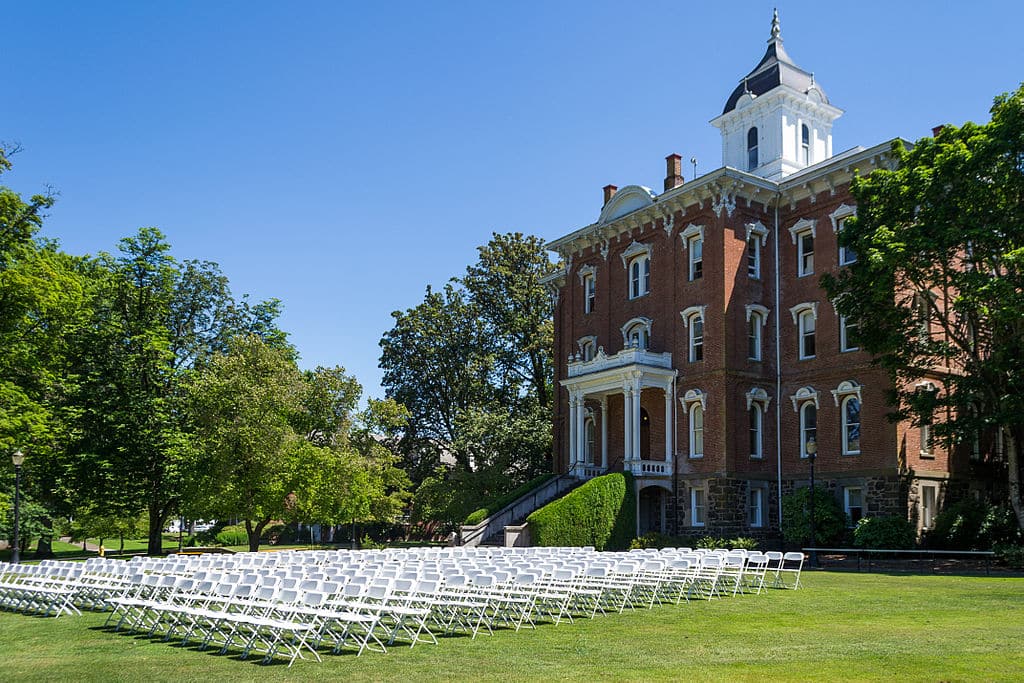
5 1 1023 399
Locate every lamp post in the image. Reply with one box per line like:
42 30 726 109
805 438 818 568
11 450 25 564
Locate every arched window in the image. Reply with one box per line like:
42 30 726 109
689 234 703 280
800 402 817 458
801 124 811 165
584 417 596 464
629 255 650 299
626 323 649 349
689 403 704 458
842 396 861 455
747 127 759 170
749 404 763 459
583 272 596 313
580 338 596 361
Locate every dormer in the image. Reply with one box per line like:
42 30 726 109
709 10 843 180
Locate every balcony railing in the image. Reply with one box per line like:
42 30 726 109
567 346 673 378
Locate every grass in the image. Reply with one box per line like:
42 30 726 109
1 571 1023 681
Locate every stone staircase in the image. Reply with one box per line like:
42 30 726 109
459 474 583 547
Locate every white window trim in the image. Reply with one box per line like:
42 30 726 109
681 388 707 410
839 315 858 352
681 306 706 363
749 403 764 460
799 401 818 460
690 485 707 527
790 302 818 360
840 395 862 456
680 389 706 460
576 335 598 361
746 386 772 411
745 221 769 245
687 234 703 281
748 485 766 527
680 223 705 244
577 263 597 284
787 217 817 244
620 317 652 349
920 484 939 529
789 386 820 412
745 221 767 280
844 486 864 525
619 240 652 268
745 304 769 361
746 303 770 324
829 204 857 232
579 265 597 314
688 402 705 459
788 302 819 325
830 380 863 406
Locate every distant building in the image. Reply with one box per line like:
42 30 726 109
542 12 989 540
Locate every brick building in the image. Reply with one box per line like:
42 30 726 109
542 12 985 540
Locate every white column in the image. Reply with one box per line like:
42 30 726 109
623 386 633 464
632 378 642 466
664 387 673 466
567 392 578 470
600 397 609 469
576 393 586 469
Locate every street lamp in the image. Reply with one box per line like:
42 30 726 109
11 450 25 564
805 438 818 568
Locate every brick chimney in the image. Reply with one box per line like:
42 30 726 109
664 153 684 191
603 184 618 206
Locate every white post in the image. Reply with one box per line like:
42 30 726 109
623 387 633 465
568 392 578 471
632 378 642 469
664 387 673 466
600 397 609 470
576 393 586 471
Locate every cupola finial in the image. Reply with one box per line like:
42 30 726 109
769 8 781 42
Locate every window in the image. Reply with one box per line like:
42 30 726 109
626 323 649 350
844 487 864 525
690 487 706 527
915 292 933 339
840 315 859 352
920 421 933 456
749 404 763 458
921 485 937 529
800 402 817 458
689 235 703 280
837 217 857 265
584 417 596 465
621 317 652 351
798 231 814 276
583 272 596 313
748 486 764 527
799 309 816 359
579 337 597 361
629 255 650 299
842 396 861 455
917 381 936 457
748 313 762 360
801 124 811 165
689 403 704 458
747 127 759 170
747 237 760 278
690 314 704 362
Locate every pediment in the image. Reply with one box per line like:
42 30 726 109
598 185 656 225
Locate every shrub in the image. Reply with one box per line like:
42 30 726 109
994 543 1024 570
927 498 988 550
359 534 387 550
727 537 759 550
781 486 846 546
214 524 248 547
853 516 915 549
463 473 557 526
979 505 1023 547
261 523 286 545
696 536 724 550
527 472 635 551
630 532 697 549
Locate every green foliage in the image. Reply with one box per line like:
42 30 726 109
994 544 1024 570
928 499 1023 550
727 537 759 550
214 524 248 547
359 534 387 550
463 473 556 526
853 516 916 549
781 487 847 546
527 472 635 551
822 84 1024 531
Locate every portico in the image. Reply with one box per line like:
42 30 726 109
560 346 677 483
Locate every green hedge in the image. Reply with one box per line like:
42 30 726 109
853 516 915 549
527 472 635 551
214 524 248 546
463 473 556 526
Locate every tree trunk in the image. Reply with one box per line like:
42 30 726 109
148 506 165 555
245 518 270 553
1006 428 1024 531
33 516 54 559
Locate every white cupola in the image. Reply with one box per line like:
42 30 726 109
710 10 843 180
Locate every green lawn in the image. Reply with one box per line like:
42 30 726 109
1 571 1022 682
